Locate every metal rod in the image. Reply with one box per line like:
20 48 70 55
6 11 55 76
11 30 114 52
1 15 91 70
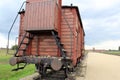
7 1 26 54
55 3 75 56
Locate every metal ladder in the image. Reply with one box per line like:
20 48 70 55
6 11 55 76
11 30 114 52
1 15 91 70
14 32 34 57
51 31 66 58
12 31 34 71
52 30 70 78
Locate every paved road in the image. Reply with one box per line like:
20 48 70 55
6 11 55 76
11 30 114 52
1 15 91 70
85 52 120 80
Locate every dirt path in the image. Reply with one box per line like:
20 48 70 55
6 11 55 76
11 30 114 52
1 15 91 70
85 52 120 80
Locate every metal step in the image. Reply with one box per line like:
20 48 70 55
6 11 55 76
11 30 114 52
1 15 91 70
62 49 67 53
25 36 33 39
12 67 24 71
58 43 64 46
56 35 60 40
60 43 64 46
19 49 26 51
22 42 29 45
51 30 66 58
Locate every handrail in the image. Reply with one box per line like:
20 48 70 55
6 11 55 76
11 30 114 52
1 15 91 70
7 1 27 54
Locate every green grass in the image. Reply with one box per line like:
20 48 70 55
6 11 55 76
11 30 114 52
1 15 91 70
0 49 35 80
103 50 120 56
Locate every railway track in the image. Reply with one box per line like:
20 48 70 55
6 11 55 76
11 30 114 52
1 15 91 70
36 70 75 80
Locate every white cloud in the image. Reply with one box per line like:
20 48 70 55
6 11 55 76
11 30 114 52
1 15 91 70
86 40 120 50
89 0 120 10
82 19 96 31
62 0 76 5
0 0 17 9
83 11 120 32
0 0 25 12
103 13 120 30
0 33 15 48
78 0 120 12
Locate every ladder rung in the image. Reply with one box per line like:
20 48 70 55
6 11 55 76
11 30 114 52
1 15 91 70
63 51 67 53
19 49 26 51
62 49 67 52
59 43 64 46
22 43 29 45
12 67 24 71
25 36 33 39
53 31 58 34
25 36 29 38
56 36 60 39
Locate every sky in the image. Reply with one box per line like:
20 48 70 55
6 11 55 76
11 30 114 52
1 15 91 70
0 0 120 50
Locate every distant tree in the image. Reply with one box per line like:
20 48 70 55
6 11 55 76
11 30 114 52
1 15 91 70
11 45 18 50
119 46 120 51
93 47 95 51
109 49 111 51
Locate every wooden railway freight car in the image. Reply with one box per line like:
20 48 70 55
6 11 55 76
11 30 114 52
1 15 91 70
9 0 85 77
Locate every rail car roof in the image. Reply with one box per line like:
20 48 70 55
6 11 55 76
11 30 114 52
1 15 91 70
62 6 85 36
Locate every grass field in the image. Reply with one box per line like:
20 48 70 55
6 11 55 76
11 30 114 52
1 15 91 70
0 49 35 80
90 50 120 56
103 50 120 56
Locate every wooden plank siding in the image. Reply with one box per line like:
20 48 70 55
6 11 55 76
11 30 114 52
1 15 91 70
24 0 61 31
61 7 84 65
61 8 74 58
